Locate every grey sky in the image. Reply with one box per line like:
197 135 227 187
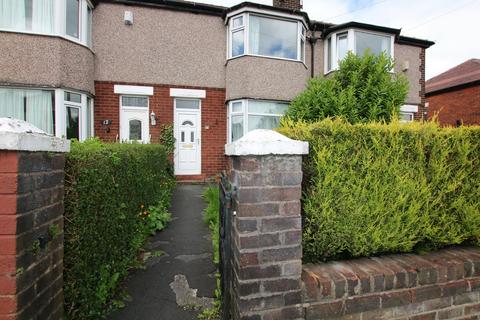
200 0 480 79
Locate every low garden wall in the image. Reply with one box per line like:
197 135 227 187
63 139 175 319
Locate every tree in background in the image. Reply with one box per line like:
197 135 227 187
285 52 409 124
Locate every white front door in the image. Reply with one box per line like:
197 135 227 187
174 99 201 175
120 95 150 143
120 108 149 143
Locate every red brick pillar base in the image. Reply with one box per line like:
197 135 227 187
225 130 308 320
0 119 69 319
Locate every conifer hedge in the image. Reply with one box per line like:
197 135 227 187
63 139 175 318
278 119 480 262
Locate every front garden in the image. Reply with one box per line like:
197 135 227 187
63 139 175 319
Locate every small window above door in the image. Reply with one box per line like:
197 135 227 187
121 96 148 108
176 99 200 109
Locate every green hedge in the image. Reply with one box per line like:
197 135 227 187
64 139 175 319
278 119 480 262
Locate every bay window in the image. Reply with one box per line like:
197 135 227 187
0 88 55 134
228 100 288 142
228 13 306 62
0 87 93 140
325 29 394 73
0 0 93 48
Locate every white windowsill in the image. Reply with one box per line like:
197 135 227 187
227 53 307 68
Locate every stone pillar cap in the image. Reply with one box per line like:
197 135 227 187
0 118 70 153
225 129 308 156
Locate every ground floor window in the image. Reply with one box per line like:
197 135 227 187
0 87 55 134
0 86 93 141
228 99 289 142
399 112 414 123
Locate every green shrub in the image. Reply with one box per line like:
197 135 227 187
285 52 409 124
278 119 480 262
64 138 175 319
203 186 220 265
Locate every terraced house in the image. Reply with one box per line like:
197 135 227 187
0 0 434 180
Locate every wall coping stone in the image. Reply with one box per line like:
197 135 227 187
0 118 70 153
225 129 308 156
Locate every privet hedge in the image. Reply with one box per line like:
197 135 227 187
278 119 480 262
64 139 175 318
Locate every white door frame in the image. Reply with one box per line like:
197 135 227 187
174 98 202 175
119 95 150 143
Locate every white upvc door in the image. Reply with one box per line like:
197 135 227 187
174 99 201 175
120 108 149 143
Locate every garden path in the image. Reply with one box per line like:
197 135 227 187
108 184 216 320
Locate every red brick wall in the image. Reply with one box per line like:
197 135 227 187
272 0 303 10
427 85 480 126
415 48 427 121
303 247 480 319
94 81 227 179
0 151 65 319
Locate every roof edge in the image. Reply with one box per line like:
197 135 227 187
322 21 401 38
426 79 480 96
224 1 310 24
397 35 435 48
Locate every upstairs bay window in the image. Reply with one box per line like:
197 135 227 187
228 13 306 62
228 100 288 142
0 0 93 48
325 29 394 73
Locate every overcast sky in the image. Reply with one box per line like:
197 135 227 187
201 0 480 79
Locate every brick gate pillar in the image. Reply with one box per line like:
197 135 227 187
0 119 70 319
225 129 308 320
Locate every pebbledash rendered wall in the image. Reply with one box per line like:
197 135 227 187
0 118 69 320
224 129 480 320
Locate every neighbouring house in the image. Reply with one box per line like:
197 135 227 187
426 59 480 126
0 0 434 180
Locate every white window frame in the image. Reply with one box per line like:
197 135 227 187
227 99 288 143
55 88 93 141
399 112 414 123
227 12 307 63
324 28 395 74
0 0 94 49
64 91 83 140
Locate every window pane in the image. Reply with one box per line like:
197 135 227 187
248 101 288 115
232 29 244 57
129 119 142 140
122 96 148 107
249 15 298 60
232 16 243 28
86 5 93 47
231 101 242 113
300 38 305 62
231 115 243 142
181 131 185 142
337 32 348 62
25 90 54 134
66 106 80 140
355 31 391 57
0 88 54 134
66 0 79 38
0 0 26 30
64 91 81 103
86 97 92 138
176 99 199 109
191 131 194 143
399 112 414 123
248 115 281 131
31 0 54 33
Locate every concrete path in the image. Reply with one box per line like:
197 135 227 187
108 184 216 320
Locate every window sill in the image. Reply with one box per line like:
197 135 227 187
226 54 308 69
0 29 94 54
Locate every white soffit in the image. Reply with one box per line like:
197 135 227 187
170 88 206 99
114 85 154 96
400 104 419 113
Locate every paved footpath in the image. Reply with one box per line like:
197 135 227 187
109 184 216 320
